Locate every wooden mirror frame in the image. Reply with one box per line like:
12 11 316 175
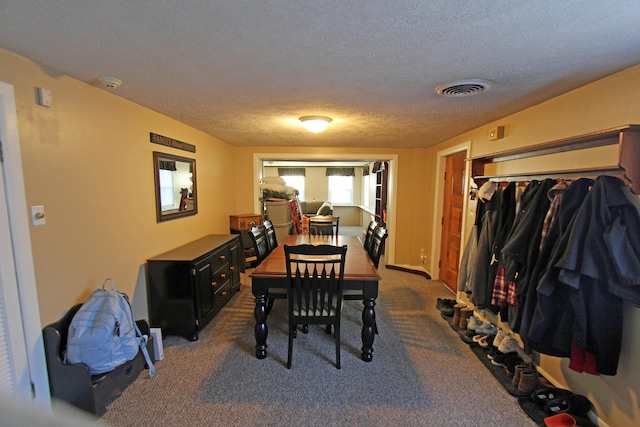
153 151 198 222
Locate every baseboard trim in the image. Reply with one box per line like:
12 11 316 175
385 264 431 279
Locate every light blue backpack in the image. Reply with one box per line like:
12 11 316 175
66 278 155 377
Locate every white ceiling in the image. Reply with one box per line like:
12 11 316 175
1 1 640 149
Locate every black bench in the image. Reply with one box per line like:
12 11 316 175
43 303 154 416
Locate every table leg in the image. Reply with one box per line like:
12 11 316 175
254 293 268 359
361 297 376 362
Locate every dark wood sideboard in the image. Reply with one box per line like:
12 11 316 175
147 234 242 341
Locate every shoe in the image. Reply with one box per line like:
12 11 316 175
466 315 484 331
475 324 498 335
477 334 494 349
490 350 506 366
488 330 507 360
498 335 533 365
517 369 540 394
512 364 532 386
436 298 456 316
531 387 573 406
459 307 473 329
544 394 593 417
458 329 477 345
452 303 466 325
542 413 578 427
503 352 524 377
472 334 487 343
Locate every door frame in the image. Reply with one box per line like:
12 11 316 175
429 142 472 283
0 81 50 404
253 152 398 265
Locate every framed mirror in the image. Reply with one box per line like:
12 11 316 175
153 151 197 222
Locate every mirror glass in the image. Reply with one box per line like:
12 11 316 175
153 151 197 222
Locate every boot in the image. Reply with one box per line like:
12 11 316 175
512 364 531 386
518 369 540 394
452 303 466 325
459 307 474 329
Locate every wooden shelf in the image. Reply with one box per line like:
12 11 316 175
467 125 640 194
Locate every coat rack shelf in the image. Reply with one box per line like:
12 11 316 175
467 124 640 194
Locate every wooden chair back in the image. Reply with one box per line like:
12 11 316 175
263 219 278 252
284 244 347 369
249 225 270 265
368 226 388 268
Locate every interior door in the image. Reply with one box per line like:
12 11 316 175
439 151 466 292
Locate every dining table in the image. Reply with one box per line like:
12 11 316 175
250 234 382 362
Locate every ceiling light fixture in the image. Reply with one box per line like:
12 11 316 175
299 116 332 133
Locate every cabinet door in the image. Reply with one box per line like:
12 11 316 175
194 256 215 323
229 240 241 290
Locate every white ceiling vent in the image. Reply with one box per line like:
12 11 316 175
435 79 491 97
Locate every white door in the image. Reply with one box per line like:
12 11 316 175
0 81 50 405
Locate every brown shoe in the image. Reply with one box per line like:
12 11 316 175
518 369 540 394
452 303 466 325
512 364 531 386
459 307 473 329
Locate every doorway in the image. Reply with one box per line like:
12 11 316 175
253 153 397 265
437 149 468 292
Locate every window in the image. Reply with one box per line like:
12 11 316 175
328 176 353 204
281 175 305 201
363 173 370 207
159 169 177 209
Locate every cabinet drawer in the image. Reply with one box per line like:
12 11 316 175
210 246 230 273
213 280 232 311
211 266 230 293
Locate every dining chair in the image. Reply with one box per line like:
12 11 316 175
368 226 388 268
260 220 287 313
362 220 378 252
308 215 340 236
248 225 270 265
284 244 347 369
263 219 278 252
343 226 387 335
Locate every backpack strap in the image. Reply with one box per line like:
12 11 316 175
134 321 156 378
122 292 156 378
102 277 115 292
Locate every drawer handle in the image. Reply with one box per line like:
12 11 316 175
219 255 226 261
211 281 217 288
221 291 228 297
220 273 227 279
230 266 235 271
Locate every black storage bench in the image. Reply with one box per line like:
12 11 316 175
42 303 154 416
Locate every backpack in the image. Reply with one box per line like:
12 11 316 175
66 278 156 377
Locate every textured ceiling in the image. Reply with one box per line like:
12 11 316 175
1 1 640 148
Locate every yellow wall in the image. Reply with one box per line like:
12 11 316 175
426 64 640 427
0 47 237 324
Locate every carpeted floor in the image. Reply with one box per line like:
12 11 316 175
99 264 536 427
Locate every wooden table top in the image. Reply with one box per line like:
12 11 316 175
250 235 381 281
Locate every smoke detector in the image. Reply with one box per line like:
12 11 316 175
435 79 491 97
97 77 123 89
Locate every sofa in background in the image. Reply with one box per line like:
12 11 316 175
299 201 332 216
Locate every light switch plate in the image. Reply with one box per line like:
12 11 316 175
36 87 53 107
31 205 46 226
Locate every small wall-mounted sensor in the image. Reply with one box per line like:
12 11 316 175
487 126 504 141
36 88 53 107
